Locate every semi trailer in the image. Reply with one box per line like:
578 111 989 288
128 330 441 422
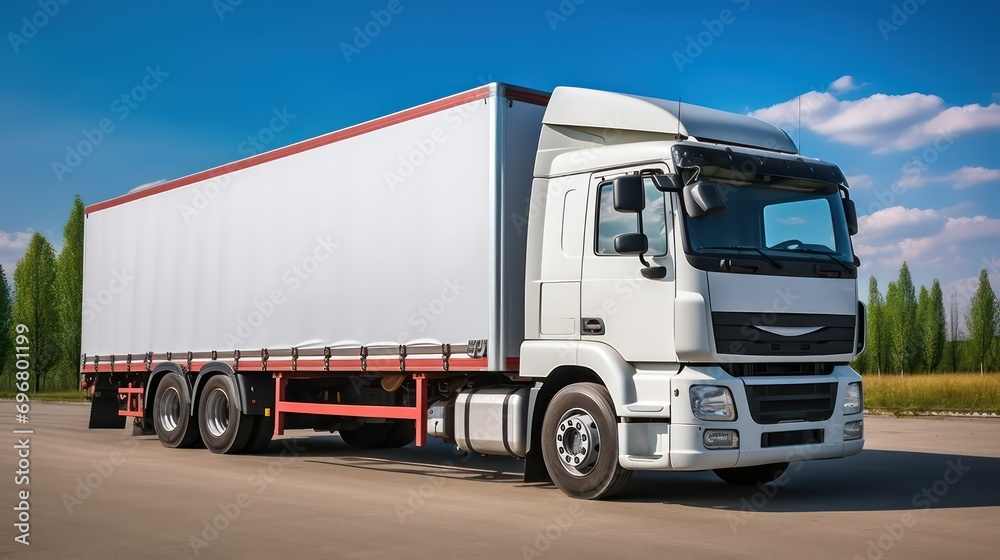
82 82 866 499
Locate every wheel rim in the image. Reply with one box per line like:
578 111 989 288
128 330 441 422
555 408 601 477
159 387 181 432
205 388 231 438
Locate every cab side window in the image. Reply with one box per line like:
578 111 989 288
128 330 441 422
596 177 667 256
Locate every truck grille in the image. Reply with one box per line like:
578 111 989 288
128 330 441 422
745 383 837 424
712 312 855 356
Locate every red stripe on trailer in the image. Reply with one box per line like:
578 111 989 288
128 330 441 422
83 355 513 374
272 372 428 446
86 84 551 215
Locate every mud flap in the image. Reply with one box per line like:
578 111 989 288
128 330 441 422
523 449 553 484
88 374 126 429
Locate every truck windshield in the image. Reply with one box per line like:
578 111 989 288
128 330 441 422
683 180 854 267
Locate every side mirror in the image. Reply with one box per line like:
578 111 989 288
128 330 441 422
843 197 859 236
651 173 683 192
612 175 645 213
614 233 648 255
683 180 726 218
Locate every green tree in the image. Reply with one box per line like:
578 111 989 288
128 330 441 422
866 276 887 375
897 263 918 371
965 269 999 375
56 195 85 389
12 233 62 392
0 265 13 387
925 280 946 373
885 280 904 374
948 291 961 372
916 285 930 371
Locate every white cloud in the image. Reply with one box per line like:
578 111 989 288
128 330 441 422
846 174 873 189
894 165 1000 190
856 207 1000 273
0 230 33 276
828 75 865 94
750 84 1000 153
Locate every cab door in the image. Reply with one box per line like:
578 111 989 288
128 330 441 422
580 167 677 362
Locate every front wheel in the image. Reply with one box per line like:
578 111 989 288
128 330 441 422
541 383 631 500
197 375 254 454
714 462 790 485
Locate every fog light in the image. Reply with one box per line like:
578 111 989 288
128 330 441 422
703 429 739 449
844 420 863 440
843 382 862 415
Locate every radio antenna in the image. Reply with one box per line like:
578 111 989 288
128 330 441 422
797 94 802 151
677 98 682 138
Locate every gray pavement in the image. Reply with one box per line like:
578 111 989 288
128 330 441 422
2 402 999 559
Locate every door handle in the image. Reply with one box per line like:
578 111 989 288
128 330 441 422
582 318 605 335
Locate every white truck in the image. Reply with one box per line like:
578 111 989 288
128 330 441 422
82 83 865 499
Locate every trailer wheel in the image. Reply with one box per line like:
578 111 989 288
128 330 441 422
242 415 275 454
713 462 789 486
197 375 254 454
541 383 631 500
152 372 201 448
381 420 416 448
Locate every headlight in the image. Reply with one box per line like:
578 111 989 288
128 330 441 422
690 385 736 421
843 382 862 415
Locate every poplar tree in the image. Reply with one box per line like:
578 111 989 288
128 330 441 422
12 233 62 392
866 276 886 375
966 269 999 375
0 265 13 387
916 285 930 371
925 280 946 372
57 195 85 389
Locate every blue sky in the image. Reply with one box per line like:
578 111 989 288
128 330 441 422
2 0 998 320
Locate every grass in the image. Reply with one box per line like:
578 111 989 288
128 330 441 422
0 390 89 402
862 373 1000 415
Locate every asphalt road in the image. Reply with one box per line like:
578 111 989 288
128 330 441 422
2 403 999 560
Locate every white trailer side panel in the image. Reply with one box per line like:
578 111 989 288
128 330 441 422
82 88 544 369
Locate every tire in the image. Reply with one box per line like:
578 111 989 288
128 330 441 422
381 420 416 448
242 414 275 454
713 462 790 486
339 422 393 449
152 372 201 448
197 375 254 454
541 383 632 500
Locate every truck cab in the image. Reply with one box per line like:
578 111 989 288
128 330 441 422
520 86 864 498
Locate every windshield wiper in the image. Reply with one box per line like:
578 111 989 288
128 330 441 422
772 247 854 273
697 245 784 270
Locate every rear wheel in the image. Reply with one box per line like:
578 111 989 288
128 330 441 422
198 375 254 454
714 462 790 485
541 383 632 500
242 414 275 454
153 372 201 448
